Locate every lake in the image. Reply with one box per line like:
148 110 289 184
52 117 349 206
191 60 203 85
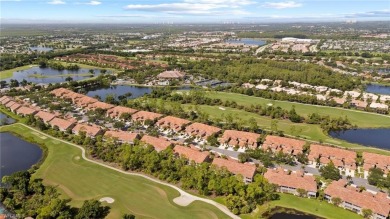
225 38 266 46
29 46 53 52
329 128 390 150
0 132 43 179
270 213 318 219
0 112 15 125
86 85 152 100
366 84 390 95
3 66 105 84
263 207 321 219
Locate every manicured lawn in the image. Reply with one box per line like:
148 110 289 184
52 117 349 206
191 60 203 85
241 193 362 219
205 92 390 129
0 124 231 219
0 65 38 80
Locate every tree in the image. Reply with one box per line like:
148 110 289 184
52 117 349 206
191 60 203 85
296 188 307 197
75 200 110 219
238 153 250 163
331 197 342 206
122 214 135 219
362 209 373 218
319 162 341 180
367 167 385 187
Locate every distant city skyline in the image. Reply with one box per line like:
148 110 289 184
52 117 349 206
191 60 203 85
1 0 389 23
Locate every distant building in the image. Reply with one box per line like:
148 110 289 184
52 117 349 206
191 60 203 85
212 157 256 183
157 70 185 79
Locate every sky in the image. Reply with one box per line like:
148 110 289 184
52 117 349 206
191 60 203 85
1 0 389 23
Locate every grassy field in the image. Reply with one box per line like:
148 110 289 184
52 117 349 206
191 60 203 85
241 194 362 219
0 65 38 80
0 123 231 219
205 92 390 129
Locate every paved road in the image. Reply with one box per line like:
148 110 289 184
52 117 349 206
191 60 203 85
17 123 240 219
207 146 379 192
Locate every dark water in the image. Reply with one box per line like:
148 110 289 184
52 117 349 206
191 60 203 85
86 85 152 100
270 213 317 219
0 113 15 125
0 132 43 179
225 38 266 46
29 46 53 52
366 84 390 95
3 66 104 84
330 128 390 149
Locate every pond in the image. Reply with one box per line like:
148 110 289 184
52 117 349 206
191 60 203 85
366 84 390 95
0 112 15 125
0 132 43 179
85 85 152 100
263 207 321 219
225 38 266 46
329 128 390 150
29 46 53 52
3 66 105 84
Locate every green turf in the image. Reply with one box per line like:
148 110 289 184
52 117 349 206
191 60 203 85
0 65 38 80
241 193 362 219
205 92 390 128
0 124 231 219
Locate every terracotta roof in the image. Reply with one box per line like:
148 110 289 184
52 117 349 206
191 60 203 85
49 118 75 130
74 96 98 107
362 152 390 174
308 144 357 170
140 135 172 152
9 102 22 111
50 88 72 97
72 124 102 137
173 145 209 163
219 130 260 149
0 96 12 104
87 101 115 110
212 157 256 179
184 123 221 139
157 70 185 79
35 111 56 123
16 106 37 116
104 130 139 143
156 116 191 131
264 168 317 192
131 111 163 122
107 106 138 118
262 135 305 155
5 100 17 108
325 180 390 217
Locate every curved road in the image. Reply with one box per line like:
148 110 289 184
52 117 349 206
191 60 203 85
17 123 240 219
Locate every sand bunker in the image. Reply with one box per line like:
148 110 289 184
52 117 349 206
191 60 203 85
99 197 114 204
74 156 80 160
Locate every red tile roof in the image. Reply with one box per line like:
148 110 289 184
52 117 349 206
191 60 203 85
262 135 306 155
157 70 185 79
107 106 138 118
362 152 390 174
9 102 22 112
308 144 357 170
35 111 56 123
140 135 172 152
185 123 221 139
264 168 317 192
212 157 256 179
16 106 37 116
156 116 191 131
72 124 102 137
131 111 163 122
5 100 17 108
219 130 260 149
173 145 209 163
325 180 390 217
0 96 12 104
104 130 139 143
49 118 75 131
87 101 115 110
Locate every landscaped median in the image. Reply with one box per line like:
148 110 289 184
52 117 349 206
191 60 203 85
0 123 234 219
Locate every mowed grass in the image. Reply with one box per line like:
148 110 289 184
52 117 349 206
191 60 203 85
205 92 390 129
0 124 231 219
241 193 362 219
0 65 38 80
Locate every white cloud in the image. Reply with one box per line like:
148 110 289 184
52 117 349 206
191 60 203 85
48 0 65 4
263 1 302 9
84 0 101 5
124 0 256 15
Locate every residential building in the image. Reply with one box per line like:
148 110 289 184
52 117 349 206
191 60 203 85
157 70 185 79
212 157 256 183
49 118 75 131
219 130 260 150
103 130 139 144
35 111 56 124
262 135 306 156
106 106 138 119
173 145 210 163
131 111 163 125
264 168 317 197
325 180 390 219
362 152 390 178
156 116 191 132
9 102 22 113
72 124 102 137
87 101 115 111
15 106 37 116
184 122 221 141
308 144 357 177
140 135 172 152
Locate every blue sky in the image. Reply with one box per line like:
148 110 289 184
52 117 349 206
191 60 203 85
1 0 389 23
